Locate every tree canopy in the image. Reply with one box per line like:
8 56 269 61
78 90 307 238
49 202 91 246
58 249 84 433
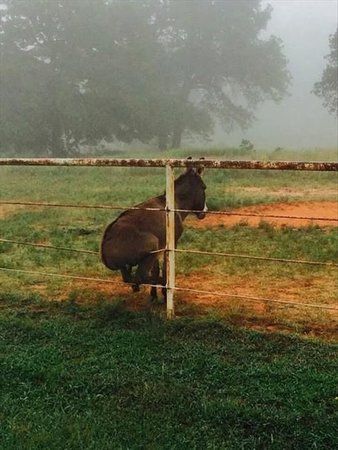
313 29 338 116
0 0 290 155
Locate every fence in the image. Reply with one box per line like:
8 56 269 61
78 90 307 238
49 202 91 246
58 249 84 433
0 157 338 318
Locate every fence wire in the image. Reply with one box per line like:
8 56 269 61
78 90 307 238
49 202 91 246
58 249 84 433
0 238 99 255
174 208 338 222
174 286 338 311
1 238 337 268
174 248 338 267
1 157 337 317
0 267 163 290
0 200 164 212
0 266 337 311
1 200 337 222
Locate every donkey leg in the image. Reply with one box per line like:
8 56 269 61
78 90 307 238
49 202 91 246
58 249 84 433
150 259 160 300
134 254 159 290
120 265 140 292
132 233 160 293
120 265 133 283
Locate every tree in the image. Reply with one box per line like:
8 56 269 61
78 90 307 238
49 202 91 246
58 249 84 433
1 1 96 155
148 0 290 148
1 0 290 154
0 0 161 155
313 29 338 116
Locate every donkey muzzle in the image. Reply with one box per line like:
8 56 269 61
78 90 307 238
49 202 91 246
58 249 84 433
196 203 208 220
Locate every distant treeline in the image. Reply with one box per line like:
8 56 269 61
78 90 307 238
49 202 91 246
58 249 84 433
1 0 292 156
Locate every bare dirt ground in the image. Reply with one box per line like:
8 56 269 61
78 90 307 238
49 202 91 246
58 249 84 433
187 201 338 228
32 268 337 340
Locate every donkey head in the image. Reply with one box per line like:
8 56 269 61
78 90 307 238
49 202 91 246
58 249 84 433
175 158 207 220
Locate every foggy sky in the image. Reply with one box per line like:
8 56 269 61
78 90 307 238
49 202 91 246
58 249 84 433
214 0 338 150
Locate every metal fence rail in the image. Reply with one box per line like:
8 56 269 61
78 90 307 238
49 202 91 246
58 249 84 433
0 157 337 171
1 157 338 318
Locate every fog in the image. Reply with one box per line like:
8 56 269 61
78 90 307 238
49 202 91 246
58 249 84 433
1 0 337 155
215 0 338 150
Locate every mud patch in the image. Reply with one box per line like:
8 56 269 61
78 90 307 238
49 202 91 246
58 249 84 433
188 201 338 228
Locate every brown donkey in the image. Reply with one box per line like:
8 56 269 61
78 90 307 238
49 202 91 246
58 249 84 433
101 162 207 299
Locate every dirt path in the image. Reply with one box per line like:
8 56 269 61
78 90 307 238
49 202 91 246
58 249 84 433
187 201 338 228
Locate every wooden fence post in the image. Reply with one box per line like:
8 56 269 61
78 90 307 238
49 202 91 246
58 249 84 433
165 163 175 319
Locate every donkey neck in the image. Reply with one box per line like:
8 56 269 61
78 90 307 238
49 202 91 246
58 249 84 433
160 194 192 221
174 196 194 221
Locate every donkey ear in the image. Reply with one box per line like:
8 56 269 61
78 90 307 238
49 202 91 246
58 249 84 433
197 157 205 175
185 156 196 174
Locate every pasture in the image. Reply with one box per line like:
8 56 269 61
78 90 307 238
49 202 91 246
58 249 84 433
0 148 337 448
0 296 337 449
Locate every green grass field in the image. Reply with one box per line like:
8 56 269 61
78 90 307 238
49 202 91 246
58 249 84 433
0 294 337 449
0 148 337 448
1 147 337 210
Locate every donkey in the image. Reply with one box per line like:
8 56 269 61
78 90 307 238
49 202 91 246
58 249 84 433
100 161 207 299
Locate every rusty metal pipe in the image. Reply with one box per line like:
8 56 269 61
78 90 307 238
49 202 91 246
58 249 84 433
0 158 337 171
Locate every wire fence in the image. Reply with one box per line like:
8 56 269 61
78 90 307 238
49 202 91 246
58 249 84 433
1 238 337 267
1 157 338 317
0 266 337 311
1 200 337 222
0 267 163 290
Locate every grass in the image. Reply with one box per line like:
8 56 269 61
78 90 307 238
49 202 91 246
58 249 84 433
0 166 336 215
0 148 337 447
0 293 337 449
0 148 337 331
0 147 337 210
101 145 338 162
0 209 337 298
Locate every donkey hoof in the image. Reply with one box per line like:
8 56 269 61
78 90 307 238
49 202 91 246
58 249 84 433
132 284 140 292
150 295 165 305
150 287 158 301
